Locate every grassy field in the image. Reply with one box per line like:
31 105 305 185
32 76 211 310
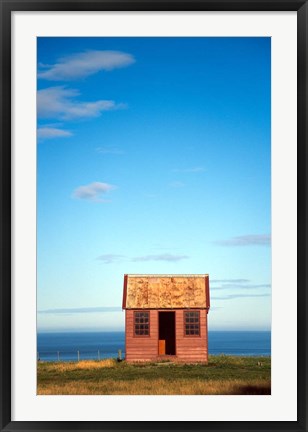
37 355 271 395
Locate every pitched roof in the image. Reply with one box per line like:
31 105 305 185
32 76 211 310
122 274 210 309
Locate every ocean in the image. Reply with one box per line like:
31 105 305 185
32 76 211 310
37 331 271 362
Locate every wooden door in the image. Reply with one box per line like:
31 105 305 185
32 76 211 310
159 339 165 355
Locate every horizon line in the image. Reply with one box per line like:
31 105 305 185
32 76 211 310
37 328 271 334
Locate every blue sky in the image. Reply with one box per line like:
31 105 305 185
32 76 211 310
37 37 271 332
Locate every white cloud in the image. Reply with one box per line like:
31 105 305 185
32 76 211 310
37 86 124 120
38 306 122 314
97 254 125 264
214 234 271 247
97 252 189 263
211 283 271 291
72 182 116 202
212 293 270 300
38 50 135 81
131 253 189 262
37 127 72 139
211 279 250 284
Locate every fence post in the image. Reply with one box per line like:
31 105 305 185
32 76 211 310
118 349 122 361
77 350 80 362
57 351 60 362
98 350 100 361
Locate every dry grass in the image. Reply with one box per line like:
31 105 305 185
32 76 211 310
38 377 271 395
37 356 271 395
40 358 117 372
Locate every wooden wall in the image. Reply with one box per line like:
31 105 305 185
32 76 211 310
125 310 158 361
125 309 208 362
175 309 208 362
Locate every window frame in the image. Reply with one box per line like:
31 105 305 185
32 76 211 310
184 310 201 337
133 310 150 337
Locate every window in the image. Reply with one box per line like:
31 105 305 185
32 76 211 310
134 311 150 336
184 311 200 336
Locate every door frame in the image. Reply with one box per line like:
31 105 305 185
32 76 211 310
157 310 176 356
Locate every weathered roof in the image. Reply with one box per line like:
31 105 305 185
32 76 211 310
122 274 210 309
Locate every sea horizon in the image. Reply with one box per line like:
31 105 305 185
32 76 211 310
37 330 271 362
38 329 125 334
38 329 271 334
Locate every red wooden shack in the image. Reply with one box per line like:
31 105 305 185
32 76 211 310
122 274 210 362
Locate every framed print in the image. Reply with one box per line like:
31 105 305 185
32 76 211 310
1 1 307 431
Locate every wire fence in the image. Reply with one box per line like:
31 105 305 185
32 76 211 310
37 349 124 362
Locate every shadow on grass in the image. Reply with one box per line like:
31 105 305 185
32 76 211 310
235 383 271 395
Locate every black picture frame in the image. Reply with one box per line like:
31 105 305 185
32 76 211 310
1 1 307 431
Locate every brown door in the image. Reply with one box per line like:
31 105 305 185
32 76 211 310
158 339 165 355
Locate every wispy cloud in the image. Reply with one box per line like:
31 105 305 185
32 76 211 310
151 244 181 251
211 279 250 284
211 283 271 291
72 182 116 202
210 278 271 292
38 50 135 81
212 293 270 301
96 253 189 263
96 146 124 155
214 234 271 247
37 127 72 140
97 254 125 264
38 306 122 314
131 253 189 262
37 87 125 120
172 167 204 173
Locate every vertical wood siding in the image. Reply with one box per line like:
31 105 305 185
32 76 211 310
125 310 158 361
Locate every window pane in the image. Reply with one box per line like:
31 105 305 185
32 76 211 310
185 311 200 335
135 312 150 336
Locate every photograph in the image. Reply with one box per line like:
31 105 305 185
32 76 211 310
36 36 271 396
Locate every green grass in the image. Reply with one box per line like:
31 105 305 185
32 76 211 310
37 355 271 395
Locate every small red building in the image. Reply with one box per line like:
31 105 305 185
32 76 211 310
122 274 210 362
